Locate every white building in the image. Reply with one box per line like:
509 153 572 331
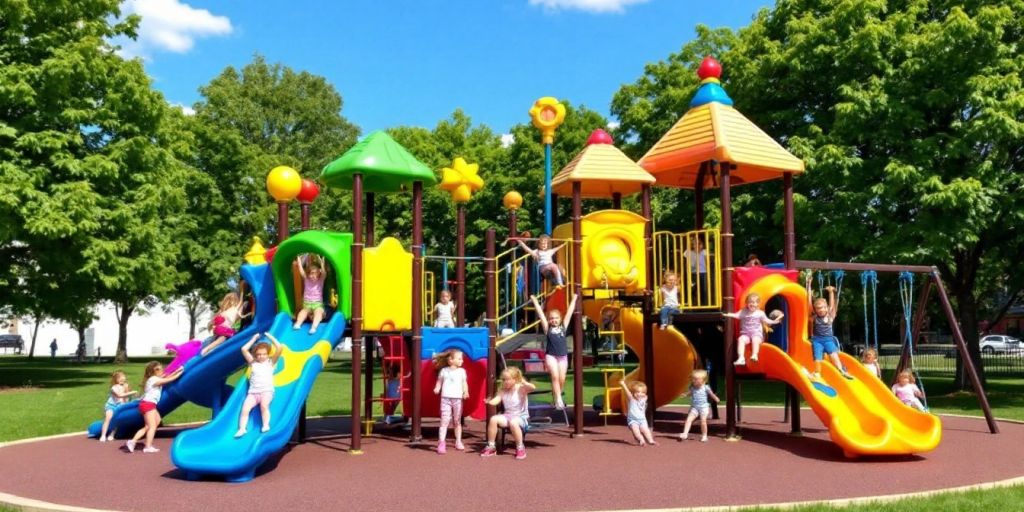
8 301 207 358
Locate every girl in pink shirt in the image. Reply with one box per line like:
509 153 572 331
892 370 927 411
723 292 783 366
293 254 327 334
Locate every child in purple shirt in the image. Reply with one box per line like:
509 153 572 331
723 292 783 366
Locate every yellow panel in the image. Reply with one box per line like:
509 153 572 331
362 237 412 331
553 209 647 292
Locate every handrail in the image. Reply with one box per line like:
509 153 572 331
653 229 722 311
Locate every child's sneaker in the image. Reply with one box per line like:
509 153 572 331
514 447 527 460
480 446 497 457
811 372 823 381
309 328 317 335
659 324 667 330
751 355 759 363
437 442 446 455
678 434 688 441
700 436 708 443
734 358 746 366
99 437 107 443
841 370 854 380
142 446 160 453
261 425 270 433
234 429 246 438
106 435 115 442
455 441 465 451
125 440 136 453
555 399 566 410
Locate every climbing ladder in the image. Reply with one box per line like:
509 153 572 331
596 303 626 366
365 334 408 436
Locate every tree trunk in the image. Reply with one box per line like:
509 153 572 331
27 313 42 359
184 293 203 340
114 301 134 364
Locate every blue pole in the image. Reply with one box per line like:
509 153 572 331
544 143 553 234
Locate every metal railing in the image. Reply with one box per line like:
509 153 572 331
653 229 722 311
494 238 574 346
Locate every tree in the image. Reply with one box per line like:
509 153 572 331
613 0 1024 387
0 0 195 361
182 55 362 316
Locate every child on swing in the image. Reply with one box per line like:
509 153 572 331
805 272 854 381
892 369 927 411
861 348 882 379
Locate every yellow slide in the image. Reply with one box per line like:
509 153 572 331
584 300 696 413
739 274 942 457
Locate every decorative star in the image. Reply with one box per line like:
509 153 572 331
440 157 484 203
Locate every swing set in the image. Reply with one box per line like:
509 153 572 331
797 260 998 434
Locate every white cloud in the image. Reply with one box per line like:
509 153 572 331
606 121 620 130
528 0 649 13
500 134 516 148
118 0 232 58
172 103 196 116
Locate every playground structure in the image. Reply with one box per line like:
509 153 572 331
86 56 998 482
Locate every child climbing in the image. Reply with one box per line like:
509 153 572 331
125 362 184 453
861 348 882 379
659 271 681 330
236 333 282 438
892 370 927 411
294 254 327 334
517 235 566 287
433 290 457 328
201 291 249 356
480 367 535 460
678 369 719 442
723 292 783 365
382 363 407 424
619 380 657 446
530 292 579 410
432 349 469 454
100 370 137 441
805 273 854 381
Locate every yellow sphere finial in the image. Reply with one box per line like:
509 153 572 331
439 157 484 204
529 97 566 145
267 166 302 202
503 191 523 211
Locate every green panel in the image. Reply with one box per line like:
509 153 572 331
320 130 438 193
271 231 353 318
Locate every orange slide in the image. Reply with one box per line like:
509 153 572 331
583 300 697 413
736 273 942 457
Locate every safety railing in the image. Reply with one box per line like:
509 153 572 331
653 229 721 311
494 237 574 346
422 270 435 326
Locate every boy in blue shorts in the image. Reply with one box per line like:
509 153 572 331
806 273 854 381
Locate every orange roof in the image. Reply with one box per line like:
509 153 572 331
638 100 805 189
551 137 655 198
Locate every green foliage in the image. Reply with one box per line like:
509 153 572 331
0 0 192 360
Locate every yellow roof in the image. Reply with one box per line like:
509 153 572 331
638 102 804 189
551 142 656 198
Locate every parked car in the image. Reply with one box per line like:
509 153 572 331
979 334 1022 354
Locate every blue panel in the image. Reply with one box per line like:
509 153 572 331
689 82 734 107
764 262 785 269
421 327 489 361
811 381 838 398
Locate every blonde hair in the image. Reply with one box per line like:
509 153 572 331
218 292 240 312
691 369 708 384
746 292 761 304
896 369 916 384
813 297 828 309
862 348 877 361
141 361 162 390
440 290 452 300
500 366 525 386
110 370 127 386
432 348 462 370
663 270 677 281
304 257 323 275
629 381 647 394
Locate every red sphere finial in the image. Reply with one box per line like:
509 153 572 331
698 55 722 80
297 179 320 203
586 129 614 145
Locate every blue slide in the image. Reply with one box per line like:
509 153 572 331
87 263 277 439
171 311 347 482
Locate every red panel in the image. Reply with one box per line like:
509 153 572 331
403 359 488 421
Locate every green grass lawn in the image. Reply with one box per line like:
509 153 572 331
0 355 1022 511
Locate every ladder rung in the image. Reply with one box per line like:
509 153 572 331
598 350 626 355
598 330 624 335
382 356 405 361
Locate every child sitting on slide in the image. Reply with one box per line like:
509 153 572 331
294 254 327 334
202 291 249 356
517 235 566 287
805 273 854 381
236 333 282 437
723 292 783 365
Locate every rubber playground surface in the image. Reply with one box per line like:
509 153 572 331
1 407 1021 512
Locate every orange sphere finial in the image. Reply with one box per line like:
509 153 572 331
503 191 523 211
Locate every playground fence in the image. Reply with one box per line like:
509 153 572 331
850 343 1024 377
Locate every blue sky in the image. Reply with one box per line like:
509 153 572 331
124 0 771 135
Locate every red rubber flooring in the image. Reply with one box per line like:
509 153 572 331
0 408 1020 512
